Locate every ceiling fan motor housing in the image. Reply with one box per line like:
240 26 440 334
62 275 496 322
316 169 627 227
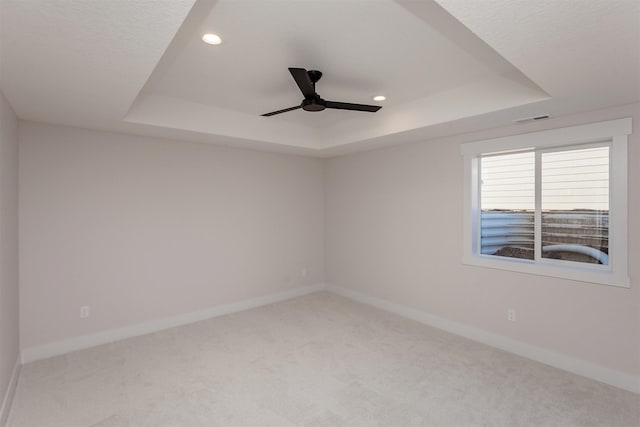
302 97 326 112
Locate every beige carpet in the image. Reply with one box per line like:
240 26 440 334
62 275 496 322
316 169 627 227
8 292 640 426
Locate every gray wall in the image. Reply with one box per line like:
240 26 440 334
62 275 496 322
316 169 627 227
19 122 325 349
325 103 640 377
0 89 19 419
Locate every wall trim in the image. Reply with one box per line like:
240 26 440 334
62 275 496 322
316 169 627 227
21 284 325 364
0 356 21 427
325 284 640 394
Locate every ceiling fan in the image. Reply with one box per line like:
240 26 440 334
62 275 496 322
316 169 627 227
262 68 382 117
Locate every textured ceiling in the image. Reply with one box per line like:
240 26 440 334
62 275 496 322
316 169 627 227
0 0 638 156
0 0 196 130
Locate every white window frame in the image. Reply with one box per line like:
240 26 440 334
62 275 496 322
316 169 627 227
461 118 631 288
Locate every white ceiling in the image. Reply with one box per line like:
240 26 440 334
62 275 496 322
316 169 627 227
1 0 638 156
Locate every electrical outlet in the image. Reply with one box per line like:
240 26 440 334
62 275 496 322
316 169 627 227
80 305 90 319
507 308 517 322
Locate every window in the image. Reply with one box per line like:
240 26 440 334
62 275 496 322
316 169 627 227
462 118 631 287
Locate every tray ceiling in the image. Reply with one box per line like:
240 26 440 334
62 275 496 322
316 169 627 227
1 0 638 156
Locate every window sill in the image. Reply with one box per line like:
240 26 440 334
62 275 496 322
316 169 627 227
462 255 630 288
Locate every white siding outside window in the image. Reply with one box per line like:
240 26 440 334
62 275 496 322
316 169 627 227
480 151 535 258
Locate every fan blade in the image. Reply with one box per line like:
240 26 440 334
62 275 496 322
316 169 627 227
261 105 302 116
325 101 381 112
289 68 315 98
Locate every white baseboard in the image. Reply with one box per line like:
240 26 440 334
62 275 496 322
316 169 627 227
0 356 21 427
19 282 639 394
325 284 640 394
21 284 326 364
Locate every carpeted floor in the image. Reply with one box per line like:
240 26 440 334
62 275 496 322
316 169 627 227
8 292 640 426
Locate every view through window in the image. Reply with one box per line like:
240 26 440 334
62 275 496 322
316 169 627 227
480 145 609 265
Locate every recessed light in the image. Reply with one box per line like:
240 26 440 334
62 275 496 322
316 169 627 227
373 95 386 102
202 33 222 45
